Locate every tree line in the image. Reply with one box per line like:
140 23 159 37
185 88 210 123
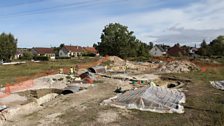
94 23 224 58
1 23 224 62
197 36 224 57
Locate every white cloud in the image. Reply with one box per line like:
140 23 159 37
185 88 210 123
2 0 224 47
102 0 224 46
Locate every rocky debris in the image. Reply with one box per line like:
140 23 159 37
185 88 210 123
108 56 159 72
109 56 126 66
114 79 133 91
126 61 159 71
158 61 199 73
36 93 58 105
132 74 160 81
210 81 224 90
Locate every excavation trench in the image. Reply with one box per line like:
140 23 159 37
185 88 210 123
17 89 63 99
17 86 82 99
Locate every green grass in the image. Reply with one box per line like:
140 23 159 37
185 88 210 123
0 58 98 85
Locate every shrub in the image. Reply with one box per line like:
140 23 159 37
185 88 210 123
57 57 71 59
20 52 33 60
82 53 96 57
33 56 49 61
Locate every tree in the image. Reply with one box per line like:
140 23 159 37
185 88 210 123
149 42 154 50
0 33 17 62
59 43 64 48
197 36 224 56
20 51 33 60
209 36 224 56
181 45 191 56
197 40 208 56
137 42 150 57
201 39 207 48
54 43 65 58
95 23 149 58
93 43 97 49
157 44 170 52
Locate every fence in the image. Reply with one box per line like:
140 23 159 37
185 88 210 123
0 56 109 98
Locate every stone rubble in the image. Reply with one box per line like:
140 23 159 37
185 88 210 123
158 61 199 73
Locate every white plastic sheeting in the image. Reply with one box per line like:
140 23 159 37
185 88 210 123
210 81 224 90
104 86 186 113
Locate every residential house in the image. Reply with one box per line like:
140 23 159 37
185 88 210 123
189 47 198 55
189 47 199 58
14 50 23 60
167 44 186 56
149 45 166 56
83 47 98 56
14 48 30 59
32 47 55 60
59 45 83 58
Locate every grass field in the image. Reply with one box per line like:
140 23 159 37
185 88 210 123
0 57 98 85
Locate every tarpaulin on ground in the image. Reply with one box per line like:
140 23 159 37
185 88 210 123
104 86 186 113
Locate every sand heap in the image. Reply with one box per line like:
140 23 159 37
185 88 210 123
108 56 159 72
126 61 159 71
108 56 126 66
158 61 199 73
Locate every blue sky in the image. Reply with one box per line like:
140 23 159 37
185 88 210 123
0 0 223 48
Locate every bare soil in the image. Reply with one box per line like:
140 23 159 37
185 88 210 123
3 78 123 126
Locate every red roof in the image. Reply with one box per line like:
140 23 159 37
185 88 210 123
63 45 83 52
33 48 54 54
83 47 97 54
167 45 185 56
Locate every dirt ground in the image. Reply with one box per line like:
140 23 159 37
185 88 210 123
1 57 224 126
4 73 221 126
3 78 125 126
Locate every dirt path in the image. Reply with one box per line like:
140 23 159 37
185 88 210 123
4 78 119 126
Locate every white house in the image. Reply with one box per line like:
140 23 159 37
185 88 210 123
149 45 166 57
14 50 23 60
14 48 30 60
189 47 198 54
59 45 83 58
